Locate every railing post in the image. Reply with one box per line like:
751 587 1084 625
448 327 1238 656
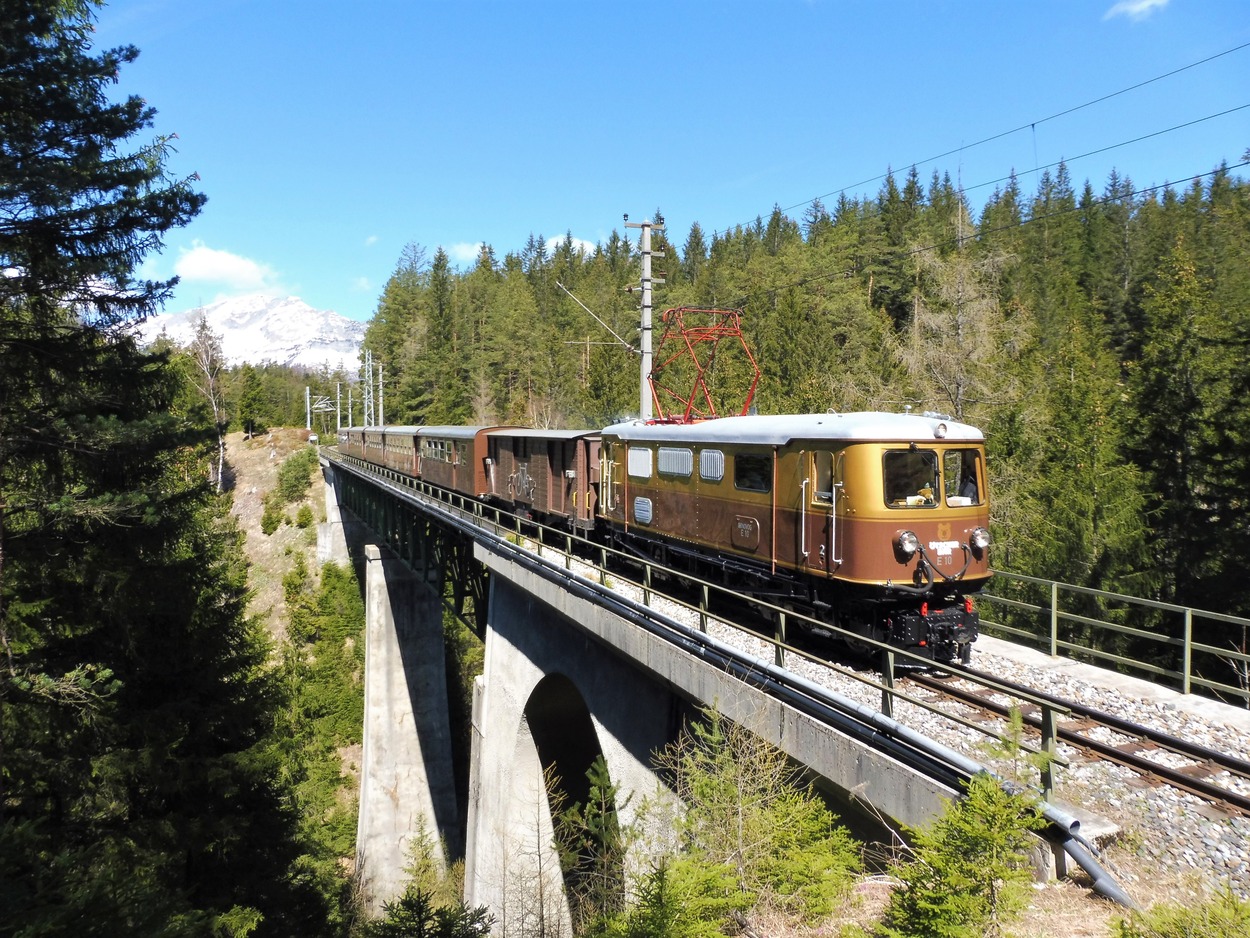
775 613 786 668
565 535 572 570
1182 608 1193 695
699 584 709 633
1040 705 1058 802
600 548 607 586
1050 581 1059 657
881 650 895 718
643 564 652 607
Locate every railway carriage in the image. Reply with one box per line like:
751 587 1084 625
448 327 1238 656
416 426 505 498
598 412 989 661
337 427 365 460
486 428 601 530
381 426 420 475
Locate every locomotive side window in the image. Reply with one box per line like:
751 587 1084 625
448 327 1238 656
658 447 693 478
700 449 725 482
883 449 939 507
813 451 833 502
944 449 981 505
734 452 772 493
627 447 653 479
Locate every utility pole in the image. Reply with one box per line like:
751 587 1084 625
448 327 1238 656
625 214 665 421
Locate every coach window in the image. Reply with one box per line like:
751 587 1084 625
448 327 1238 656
883 449 939 507
734 452 772 494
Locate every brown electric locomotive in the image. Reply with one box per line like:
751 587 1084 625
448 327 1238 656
597 411 989 662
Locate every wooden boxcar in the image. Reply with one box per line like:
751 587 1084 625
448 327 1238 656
486 429 601 529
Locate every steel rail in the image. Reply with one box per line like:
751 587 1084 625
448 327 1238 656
910 672 1250 818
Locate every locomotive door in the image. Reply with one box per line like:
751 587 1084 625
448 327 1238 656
808 450 843 575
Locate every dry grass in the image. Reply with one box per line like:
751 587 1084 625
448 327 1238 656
226 428 323 643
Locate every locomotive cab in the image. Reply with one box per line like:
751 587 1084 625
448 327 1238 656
821 435 990 662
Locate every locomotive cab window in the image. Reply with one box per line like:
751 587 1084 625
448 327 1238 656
944 448 982 506
734 452 772 493
883 449 939 507
810 452 840 502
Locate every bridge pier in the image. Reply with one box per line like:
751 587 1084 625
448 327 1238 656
318 463 367 566
464 576 684 931
356 543 460 915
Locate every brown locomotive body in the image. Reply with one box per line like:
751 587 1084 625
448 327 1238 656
598 412 989 661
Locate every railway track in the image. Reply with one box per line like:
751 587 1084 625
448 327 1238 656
907 669 1250 818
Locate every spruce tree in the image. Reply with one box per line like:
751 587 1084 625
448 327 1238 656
1 3 335 932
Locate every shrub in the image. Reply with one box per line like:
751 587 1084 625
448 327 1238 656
1112 886 1250 938
876 772 1044 938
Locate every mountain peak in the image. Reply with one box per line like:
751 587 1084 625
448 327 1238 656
139 294 365 371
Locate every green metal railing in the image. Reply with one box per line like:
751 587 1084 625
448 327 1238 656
979 570 1250 707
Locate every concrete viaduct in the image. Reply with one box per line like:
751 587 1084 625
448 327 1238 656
317 456 1092 928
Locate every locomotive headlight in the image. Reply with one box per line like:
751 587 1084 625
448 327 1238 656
970 527 991 550
896 530 921 556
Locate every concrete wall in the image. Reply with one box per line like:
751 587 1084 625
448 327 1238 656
355 543 459 915
464 576 683 933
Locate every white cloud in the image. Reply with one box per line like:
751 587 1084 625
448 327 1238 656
364 235 379 247
175 240 280 292
546 235 596 256
352 276 372 292
1103 0 1168 21
448 242 483 264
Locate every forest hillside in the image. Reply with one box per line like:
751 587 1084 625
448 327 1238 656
364 162 1250 676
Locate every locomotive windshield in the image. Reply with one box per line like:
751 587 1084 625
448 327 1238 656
884 447 983 507
944 448 982 505
883 449 940 507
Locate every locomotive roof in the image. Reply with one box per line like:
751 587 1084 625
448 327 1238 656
600 412 984 445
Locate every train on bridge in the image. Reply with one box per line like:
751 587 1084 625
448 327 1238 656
337 411 991 663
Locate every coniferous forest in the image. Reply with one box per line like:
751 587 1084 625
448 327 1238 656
363 158 1250 651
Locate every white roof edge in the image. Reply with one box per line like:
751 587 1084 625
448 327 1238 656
600 412 984 445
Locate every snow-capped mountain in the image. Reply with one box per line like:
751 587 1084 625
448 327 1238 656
139 294 365 371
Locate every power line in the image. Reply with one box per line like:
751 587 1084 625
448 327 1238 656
711 40 1250 239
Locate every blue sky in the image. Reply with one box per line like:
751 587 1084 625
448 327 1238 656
94 0 1249 323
